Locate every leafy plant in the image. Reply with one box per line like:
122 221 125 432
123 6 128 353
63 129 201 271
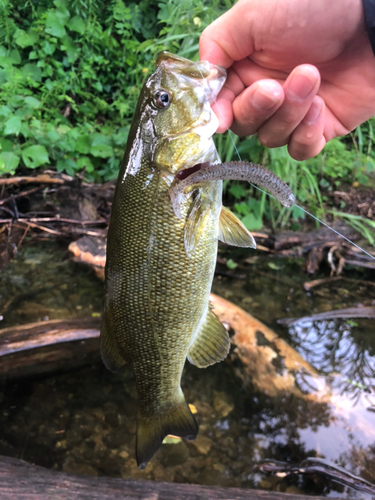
0 0 374 245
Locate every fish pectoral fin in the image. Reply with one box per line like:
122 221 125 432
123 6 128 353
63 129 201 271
218 205 256 248
187 307 230 368
184 192 210 257
100 314 128 373
136 400 198 470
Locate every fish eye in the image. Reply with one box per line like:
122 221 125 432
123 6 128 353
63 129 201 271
154 90 171 109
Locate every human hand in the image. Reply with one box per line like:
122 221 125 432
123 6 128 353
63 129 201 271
200 0 375 160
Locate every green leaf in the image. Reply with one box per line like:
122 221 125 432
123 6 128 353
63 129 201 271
22 63 42 82
9 49 21 65
23 96 40 109
0 56 13 68
229 183 248 199
67 16 85 34
61 35 79 61
41 41 56 55
4 116 22 136
241 213 263 231
0 105 12 118
45 12 67 38
57 158 77 176
14 29 38 48
91 133 111 146
90 144 113 158
0 138 14 152
77 156 94 172
22 145 49 168
0 152 20 174
76 135 90 154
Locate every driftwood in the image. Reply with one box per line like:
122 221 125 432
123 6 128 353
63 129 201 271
0 317 101 380
0 455 340 500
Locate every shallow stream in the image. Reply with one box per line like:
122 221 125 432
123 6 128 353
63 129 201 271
0 240 374 497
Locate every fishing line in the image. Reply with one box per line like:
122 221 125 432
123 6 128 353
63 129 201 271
195 61 375 261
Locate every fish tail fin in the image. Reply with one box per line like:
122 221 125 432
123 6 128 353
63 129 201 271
136 400 198 470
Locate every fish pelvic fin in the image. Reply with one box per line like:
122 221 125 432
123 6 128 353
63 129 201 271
100 314 128 373
136 401 198 470
184 192 210 257
218 205 256 248
187 307 230 368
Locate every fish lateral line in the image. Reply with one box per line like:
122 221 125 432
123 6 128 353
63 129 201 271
169 160 295 219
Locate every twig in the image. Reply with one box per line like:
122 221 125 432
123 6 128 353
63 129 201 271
0 175 65 186
17 220 63 235
21 217 107 225
251 268 297 287
304 276 375 290
0 186 41 206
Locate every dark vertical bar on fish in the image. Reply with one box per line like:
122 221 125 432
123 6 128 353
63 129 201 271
170 161 296 219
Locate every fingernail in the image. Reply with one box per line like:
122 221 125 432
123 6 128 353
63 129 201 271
251 81 281 110
303 99 323 125
287 73 315 100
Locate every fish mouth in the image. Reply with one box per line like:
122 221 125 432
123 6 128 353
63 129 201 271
156 51 227 105
174 162 210 182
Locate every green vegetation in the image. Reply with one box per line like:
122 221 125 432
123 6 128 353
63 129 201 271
0 0 374 239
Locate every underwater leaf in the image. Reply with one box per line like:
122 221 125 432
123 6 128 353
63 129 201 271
268 262 283 271
226 259 238 270
22 145 49 168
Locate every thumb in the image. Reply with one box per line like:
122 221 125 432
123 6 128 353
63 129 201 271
199 0 256 67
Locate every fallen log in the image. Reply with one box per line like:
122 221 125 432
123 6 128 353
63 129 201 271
0 455 340 500
0 295 320 405
0 318 101 380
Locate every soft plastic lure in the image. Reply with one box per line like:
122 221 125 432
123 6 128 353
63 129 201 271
169 160 296 219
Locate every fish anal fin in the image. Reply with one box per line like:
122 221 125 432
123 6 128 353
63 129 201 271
188 307 230 368
136 401 198 469
100 314 128 373
219 205 256 248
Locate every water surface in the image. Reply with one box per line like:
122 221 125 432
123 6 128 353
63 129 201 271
0 241 374 497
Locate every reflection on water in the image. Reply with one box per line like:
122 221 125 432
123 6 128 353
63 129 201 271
290 319 375 400
0 242 374 497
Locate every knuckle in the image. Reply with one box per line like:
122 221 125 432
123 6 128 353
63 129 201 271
258 129 288 148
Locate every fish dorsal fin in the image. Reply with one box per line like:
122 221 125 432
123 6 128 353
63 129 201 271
100 315 128 373
184 193 210 257
218 205 256 248
187 307 230 368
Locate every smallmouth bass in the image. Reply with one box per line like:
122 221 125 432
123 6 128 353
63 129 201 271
101 52 290 469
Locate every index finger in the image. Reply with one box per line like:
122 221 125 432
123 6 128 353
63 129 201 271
199 1 256 67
